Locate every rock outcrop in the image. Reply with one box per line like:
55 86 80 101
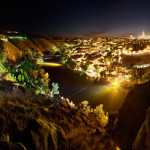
22 119 66 150
0 141 26 150
48 94 64 105
113 81 150 150
132 107 150 150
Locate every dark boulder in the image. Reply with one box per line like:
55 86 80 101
113 81 150 150
22 119 66 150
48 94 64 104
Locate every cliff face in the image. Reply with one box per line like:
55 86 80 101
113 81 150 150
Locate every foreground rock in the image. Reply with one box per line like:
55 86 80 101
48 94 64 104
0 141 26 150
113 81 150 150
22 119 66 150
132 107 150 150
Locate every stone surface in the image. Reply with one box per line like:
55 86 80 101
48 94 64 104
0 141 26 150
132 107 150 150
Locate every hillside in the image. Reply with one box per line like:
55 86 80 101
0 80 116 150
3 41 22 63
0 36 57 64
0 36 119 150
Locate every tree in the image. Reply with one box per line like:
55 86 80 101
81 62 90 72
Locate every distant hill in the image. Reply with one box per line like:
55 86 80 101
0 36 58 63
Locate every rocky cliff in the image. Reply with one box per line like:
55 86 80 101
113 81 150 150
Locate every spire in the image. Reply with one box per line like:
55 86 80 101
142 31 145 37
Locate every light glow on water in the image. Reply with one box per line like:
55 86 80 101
39 62 62 67
87 84 110 97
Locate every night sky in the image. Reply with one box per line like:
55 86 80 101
0 0 150 36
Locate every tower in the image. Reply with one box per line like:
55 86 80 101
142 31 145 37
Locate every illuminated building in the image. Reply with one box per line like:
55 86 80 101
130 31 150 39
138 31 150 39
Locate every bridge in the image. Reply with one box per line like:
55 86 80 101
43 54 60 60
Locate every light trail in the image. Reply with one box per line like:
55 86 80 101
67 85 90 98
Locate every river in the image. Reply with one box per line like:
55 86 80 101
42 64 129 112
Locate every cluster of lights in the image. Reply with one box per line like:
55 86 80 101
122 50 150 56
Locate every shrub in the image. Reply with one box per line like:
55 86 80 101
51 83 59 94
10 55 50 94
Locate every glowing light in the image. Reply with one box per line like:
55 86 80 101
116 147 121 150
112 82 117 86
105 79 120 93
39 62 62 67
122 49 150 55
112 79 119 88
107 61 111 65
8 36 27 40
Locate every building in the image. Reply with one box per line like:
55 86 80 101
130 31 150 39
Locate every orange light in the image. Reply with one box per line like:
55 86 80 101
112 79 119 87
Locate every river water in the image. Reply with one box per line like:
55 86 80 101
43 65 129 112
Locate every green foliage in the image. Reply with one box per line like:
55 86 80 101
48 49 54 53
60 55 67 62
10 55 50 94
17 74 22 82
24 71 29 80
65 58 76 69
34 53 42 58
0 41 7 73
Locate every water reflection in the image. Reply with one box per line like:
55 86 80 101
43 66 129 112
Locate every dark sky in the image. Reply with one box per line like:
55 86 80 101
0 0 150 36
